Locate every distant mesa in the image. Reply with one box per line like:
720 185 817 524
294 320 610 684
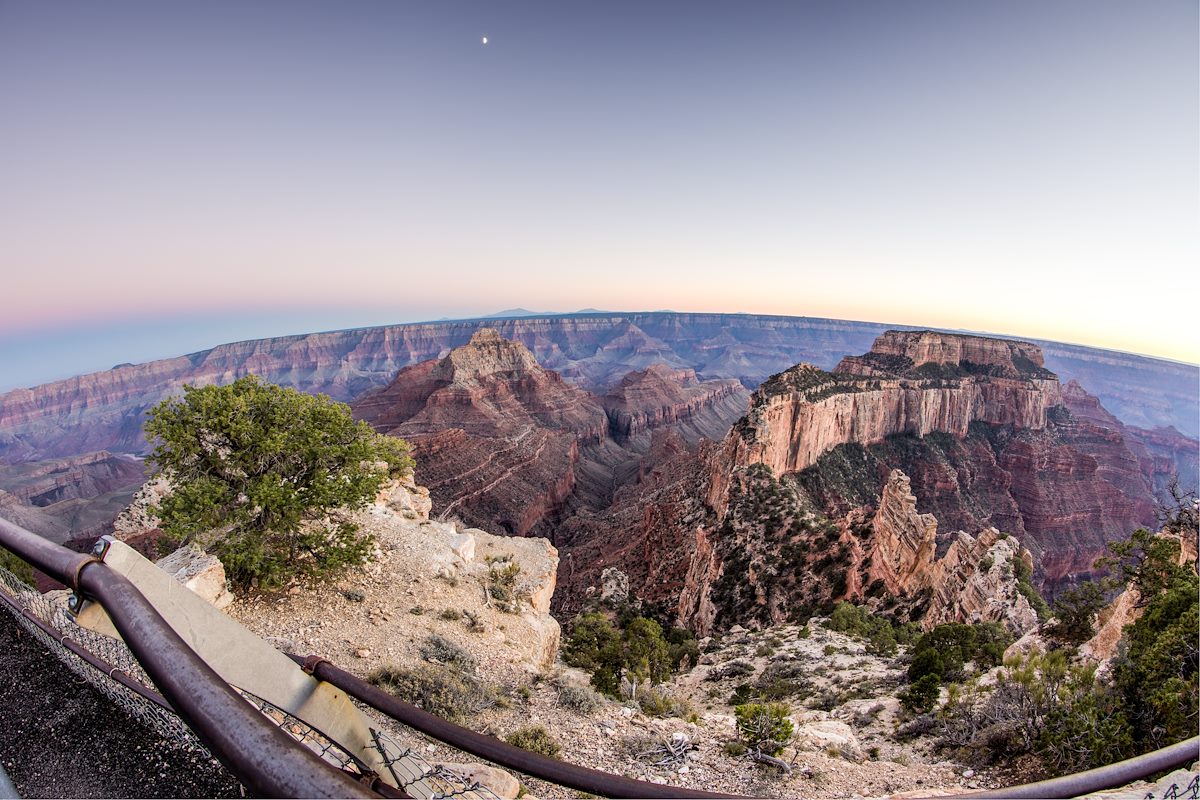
482 308 554 318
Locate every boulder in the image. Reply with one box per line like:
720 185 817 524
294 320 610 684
155 544 234 609
438 763 520 799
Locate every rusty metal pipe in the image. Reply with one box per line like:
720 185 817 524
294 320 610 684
952 735 1200 799
292 655 743 799
0 518 379 799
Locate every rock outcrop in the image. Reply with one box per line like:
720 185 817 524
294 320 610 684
747 333 1180 588
557 331 1180 632
354 331 752 540
227 475 561 675
354 330 610 536
0 313 888 463
1077 530 1199 665
867 470 1039 635
155 544 235 609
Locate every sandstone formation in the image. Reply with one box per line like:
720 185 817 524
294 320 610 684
1061 379 1198 496
354 330 751 539
556 331 1190 633
736 331 1063 476
354 330 610 536
867 470 1039 635
867 470 939 595
0 313 888 463
741 333 1187 587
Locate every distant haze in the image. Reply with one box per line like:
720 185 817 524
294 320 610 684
1 1 1196 382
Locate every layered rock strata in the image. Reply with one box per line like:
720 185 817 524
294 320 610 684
354 330 608 537
602 365 750 450
867 470 1039 635
355 331 751 539
2 313 1191 466
556 331 1184 632
735 331 1063 476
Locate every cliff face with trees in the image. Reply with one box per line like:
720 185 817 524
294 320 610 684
554 332 1194 634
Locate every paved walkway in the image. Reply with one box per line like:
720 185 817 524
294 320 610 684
0 610 241 799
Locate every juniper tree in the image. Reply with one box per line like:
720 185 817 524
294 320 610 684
145 375 412 589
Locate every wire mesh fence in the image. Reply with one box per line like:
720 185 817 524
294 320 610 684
0 559 501 799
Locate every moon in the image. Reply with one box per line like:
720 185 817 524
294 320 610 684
481 36 488 44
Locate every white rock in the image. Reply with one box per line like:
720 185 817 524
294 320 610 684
600 567 630 603
448 532 476 563
439 763 520 799
155 544 234 610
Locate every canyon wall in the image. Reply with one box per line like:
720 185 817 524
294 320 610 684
354 330 750 539
2 313 1192 466
555 331 1190 632
736 369 1061 476
0 313 885 463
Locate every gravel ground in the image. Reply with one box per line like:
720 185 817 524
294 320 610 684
0 610 242 799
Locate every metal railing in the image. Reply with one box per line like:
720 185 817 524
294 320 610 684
1 515 1197 799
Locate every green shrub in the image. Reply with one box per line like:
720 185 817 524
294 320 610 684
707 658 755 681
666 626 700 670
1112 568 1198 750
723 740 748 757
367 664 501 723
825 601 901 655
419 634 476 671
908 622 1011 684
0 547 35 587
637 688 694 719
1051 581 1106 645
1014 558 1050 620
506 725 560 758
899 674 941 713
485 556 521 613
562 612 674 697
734 703 794 755
755 660 812 701
556 683 603 714
145 375 412 590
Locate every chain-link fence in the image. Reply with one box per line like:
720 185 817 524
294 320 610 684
0 560 500 799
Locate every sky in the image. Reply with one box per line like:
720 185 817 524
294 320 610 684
1 0 1197 390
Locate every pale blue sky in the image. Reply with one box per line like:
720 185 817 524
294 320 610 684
1 1 1196 390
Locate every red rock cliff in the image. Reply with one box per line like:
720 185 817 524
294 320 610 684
734 332 1063 475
